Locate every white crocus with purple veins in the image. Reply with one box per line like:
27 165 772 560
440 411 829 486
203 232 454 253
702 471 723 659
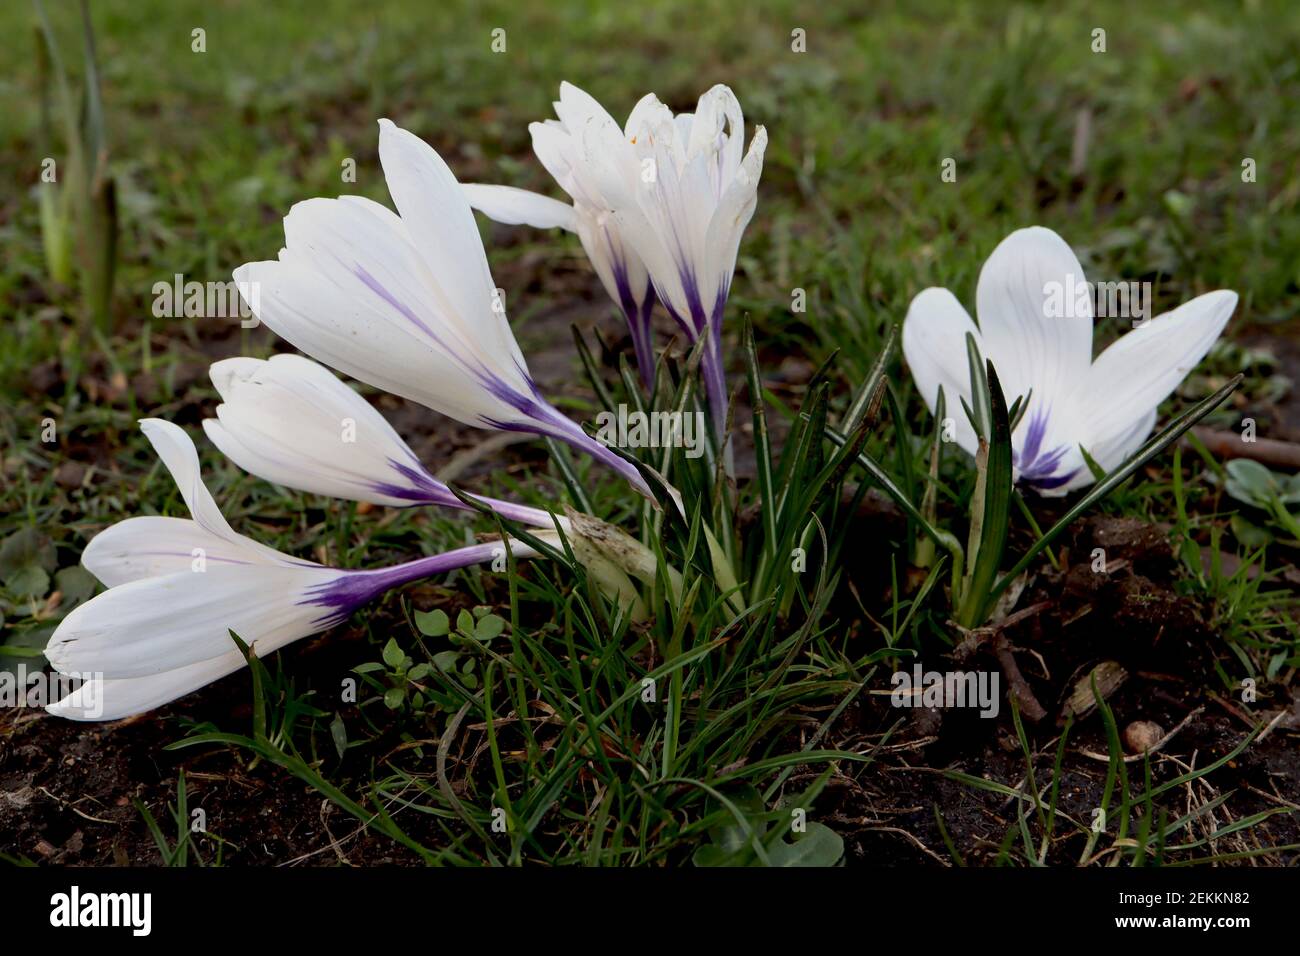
45 419 549 721
902 226 1238 496
462 82 657 386
202 354 558 526
232 118 650 498
577 83 767 429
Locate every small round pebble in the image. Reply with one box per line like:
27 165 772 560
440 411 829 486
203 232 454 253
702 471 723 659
1123 720 1164 754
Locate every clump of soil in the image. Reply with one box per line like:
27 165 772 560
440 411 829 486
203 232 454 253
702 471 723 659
824 512 1300 866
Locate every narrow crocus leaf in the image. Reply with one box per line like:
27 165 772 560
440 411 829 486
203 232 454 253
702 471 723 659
841 323 898 435
989 373 1244 602
743 319 778 558
956 362 1014 628
825 426 963 573
570 324 618 415
885 382 917 553
915 386 948 570
963 332 989 441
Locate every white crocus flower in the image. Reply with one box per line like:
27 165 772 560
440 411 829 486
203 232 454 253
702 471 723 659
45 419 547 721
233 119 650 498
577 83 767 427
902 226 1238 496
462 83 657 385
202 353 558 526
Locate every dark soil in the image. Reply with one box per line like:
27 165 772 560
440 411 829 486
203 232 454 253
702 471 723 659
828 509 1300 866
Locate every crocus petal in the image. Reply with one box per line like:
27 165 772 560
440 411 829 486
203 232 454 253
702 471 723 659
1058 408 1159 494
974 226 1094 411
529 120 597 205
688 85 745 188
376 119 529 379
47 651 247 722
1079 290 1238 455
234 201 519 428
901 287 983 457
82 516 276 588
623 92 674 142
46 538 553 720
204 354 454 508
462 184 577 232
44 564 343 679
555 81 622 134
703 124 766 317
139 419 293 566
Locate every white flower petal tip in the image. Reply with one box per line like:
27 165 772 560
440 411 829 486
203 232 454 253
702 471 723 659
233 121 651 498
473 81 763 402
462 184 576 231
470 88 659 383
46 655 246 722
574 81 764 423
902 228 1237 495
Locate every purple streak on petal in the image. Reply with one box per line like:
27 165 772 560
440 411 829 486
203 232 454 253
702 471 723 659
368 459 560 526
700 324 728 439
486 405 652 499
368 459 459 505
133 552 253 566
660 298 696 341
1023 469 1078 492
678 266 709 335
353 261 509 397
351 258 646 499
353 264 440 342
1013 407 1075 492
634 291 658 387
703 284 733 437
301 541 507 626
1018 407 1048 466
610 254 656 389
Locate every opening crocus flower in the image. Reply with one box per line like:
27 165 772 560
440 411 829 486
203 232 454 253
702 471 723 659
202 354 559 527
463 82 657 386
568 83 766 429
902 226 1238 496
233 118 650 499
45 419 548 721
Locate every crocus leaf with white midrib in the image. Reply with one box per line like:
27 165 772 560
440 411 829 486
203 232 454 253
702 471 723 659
203 353 557 526
233 118 651 499
902 226 1238 496
44 419 552 721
